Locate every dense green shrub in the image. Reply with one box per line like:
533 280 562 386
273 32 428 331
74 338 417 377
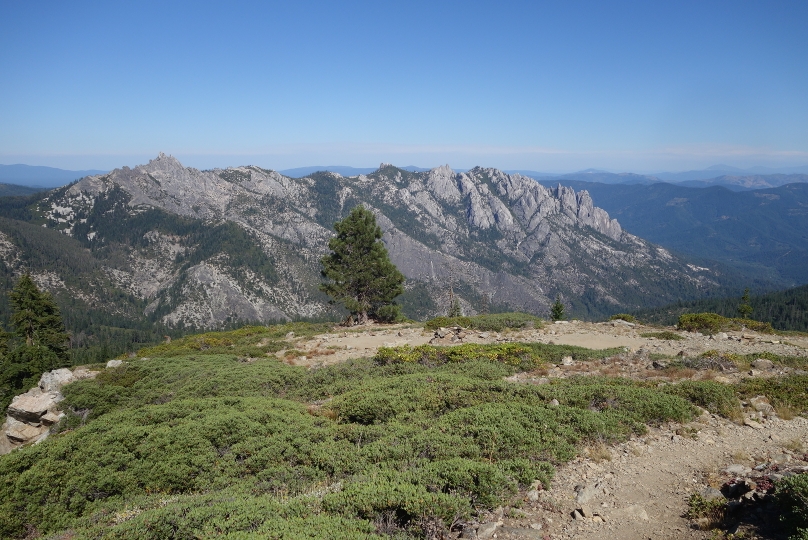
323 475 468 527
662 380 741 419
736 375 808 415
776 473 808 540
374 343 539 370
79 488 382 540
374 342 623 370
135 322 333 358
677 313 727 333
424 312 542 332
677 312 774 334
685 493 726 528
609 314 636 323
0 327 724 539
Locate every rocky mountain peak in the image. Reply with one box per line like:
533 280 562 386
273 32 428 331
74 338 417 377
34 154 718 327
144 152 184 172
425 164 461 204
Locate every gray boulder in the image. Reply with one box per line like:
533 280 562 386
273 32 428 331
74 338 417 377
7 389 62 424
38 368 74 393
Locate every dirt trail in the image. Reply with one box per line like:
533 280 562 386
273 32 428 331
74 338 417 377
535 416 808 540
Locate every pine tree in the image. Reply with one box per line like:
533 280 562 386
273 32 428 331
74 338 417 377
550 295 565 321
738 288 753 319
448 294 462 317
320 206 405 325
478 293 491 315
1 275 70 408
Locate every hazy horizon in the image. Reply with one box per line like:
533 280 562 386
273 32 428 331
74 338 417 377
3 156 808 180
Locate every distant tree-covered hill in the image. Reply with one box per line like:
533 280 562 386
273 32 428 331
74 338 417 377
540 180 808 287
633 284 808 331
0 183 45 197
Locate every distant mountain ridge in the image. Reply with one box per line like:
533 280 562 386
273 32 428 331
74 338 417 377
676 174 808 190
653 164 808 182
0 153 731 333
279 165 433 177
0 164 107 188
0 183 46 197
538 179 808 287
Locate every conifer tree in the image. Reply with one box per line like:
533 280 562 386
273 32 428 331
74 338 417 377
320 206 405 324
550 295 565 321
1 275 70 408
738 287 753 319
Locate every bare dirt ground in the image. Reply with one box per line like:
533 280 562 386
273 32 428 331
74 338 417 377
283 319 808 372
281 320 808 539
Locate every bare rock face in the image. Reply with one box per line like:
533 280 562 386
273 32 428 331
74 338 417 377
39 368 75 393
7 389 62 424
27 154 720 326
4 416 49 443
2 367 97 455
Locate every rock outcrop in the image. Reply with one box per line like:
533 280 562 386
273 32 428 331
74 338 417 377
1 367 98 455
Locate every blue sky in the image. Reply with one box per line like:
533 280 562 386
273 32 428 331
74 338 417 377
1 0 806 172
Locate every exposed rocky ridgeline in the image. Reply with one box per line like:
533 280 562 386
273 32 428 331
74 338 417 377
2 153 724 328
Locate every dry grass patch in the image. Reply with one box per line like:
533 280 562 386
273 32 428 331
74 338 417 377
662 366 697 380
783 438 804 453
774 401 798 420
731 450 751 463
585 442 612 463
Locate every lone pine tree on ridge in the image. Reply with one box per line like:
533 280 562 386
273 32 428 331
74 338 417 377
320 205 405 325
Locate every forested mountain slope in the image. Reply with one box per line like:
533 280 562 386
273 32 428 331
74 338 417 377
540 180 808 287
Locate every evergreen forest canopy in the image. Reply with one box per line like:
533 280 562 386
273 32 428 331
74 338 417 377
632 283 808 332
539 180 808 288
320 205 405 325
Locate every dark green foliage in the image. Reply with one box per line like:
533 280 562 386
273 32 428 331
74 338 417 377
634 283 808 332
0 274 70 409
447 291 462 317
776 473 808 540
677 312 773 334
738 287 753 319
551 296 565 321
320 206 405 324
0 193 332 365
662 380 741 419
373 343 539 371
639 331 683 341
374 303 403 323
685 493 726 528
0 184 45 197
374 342 622 370
9 274 68 356
539 180 808 286
609 314 636 323
736 375 808 415
0 326 707 539
677 313 725 333
425 312 542 332
396 282 438 321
